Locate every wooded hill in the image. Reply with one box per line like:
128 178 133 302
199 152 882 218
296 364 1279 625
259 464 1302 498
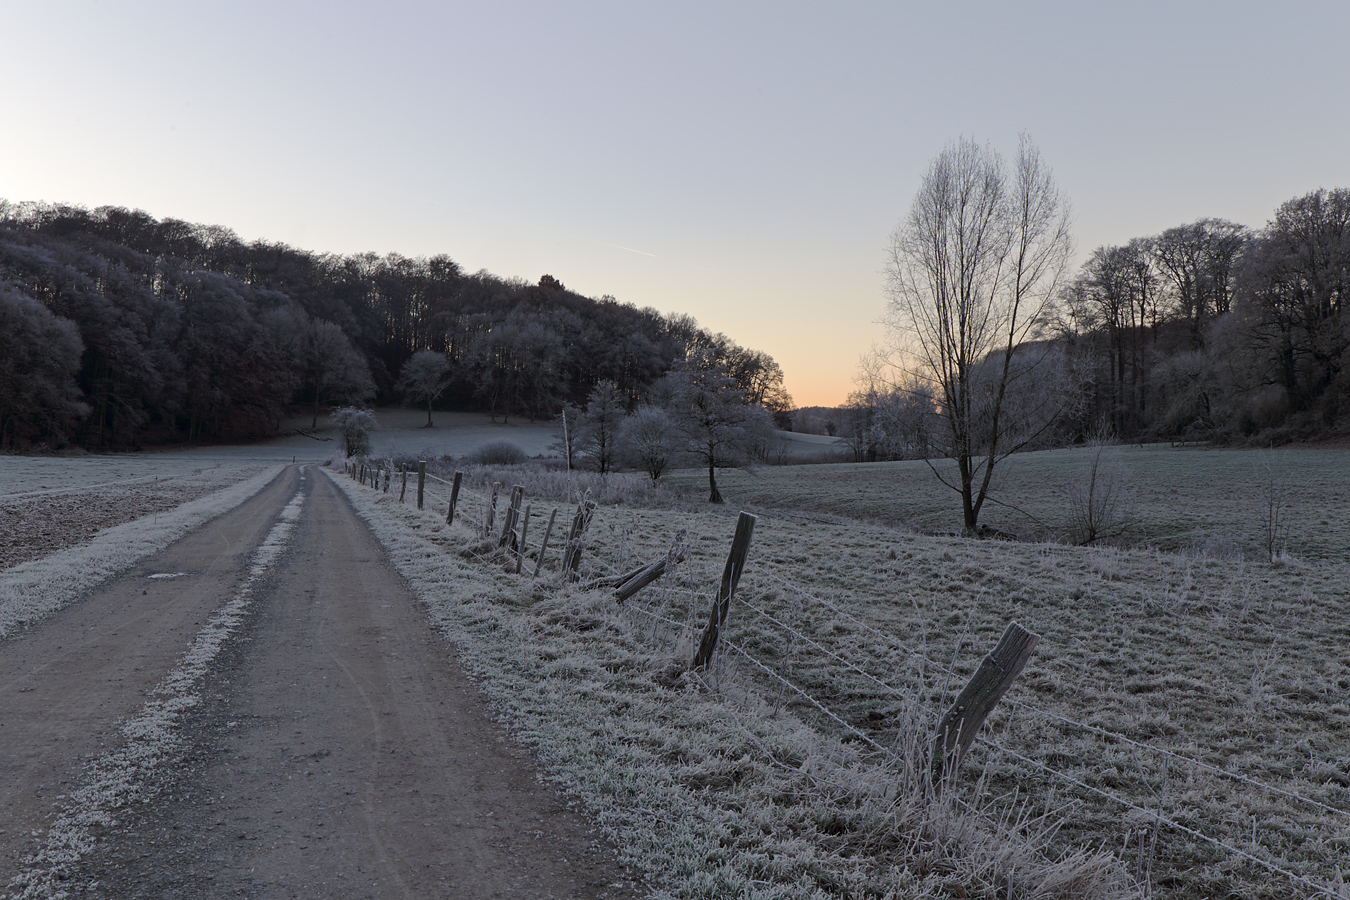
0 202 790 451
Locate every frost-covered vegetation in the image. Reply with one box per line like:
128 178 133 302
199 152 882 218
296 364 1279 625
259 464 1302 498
0 462 282 638
326 445 1350 900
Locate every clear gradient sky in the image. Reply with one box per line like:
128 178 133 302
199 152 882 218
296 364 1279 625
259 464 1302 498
3 1 1347 407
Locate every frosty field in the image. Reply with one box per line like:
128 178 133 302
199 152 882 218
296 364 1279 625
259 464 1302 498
4 430 1348 898
335 441 1350 899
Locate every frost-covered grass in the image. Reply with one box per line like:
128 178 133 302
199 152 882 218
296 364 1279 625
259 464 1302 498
326 466 1139 900
0 465 284 638
332 454 1350 899
683 443 1350 561
0 456 275 498
5 487 306 899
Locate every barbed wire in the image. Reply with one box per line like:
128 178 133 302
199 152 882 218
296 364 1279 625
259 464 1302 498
334 466 1348 896
744 559 1350 828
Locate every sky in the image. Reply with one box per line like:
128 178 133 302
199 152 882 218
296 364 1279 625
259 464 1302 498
2 1 1348 408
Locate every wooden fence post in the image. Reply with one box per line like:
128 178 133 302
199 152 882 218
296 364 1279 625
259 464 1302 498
561 499 597 581
499 485 524 548
484 482 501 536
614 532 688 602
534 508 559 578
933 621 1040 776
693 512 757 669
417 461 426 509
446 471 462 524
400 465 407 502
516 504 531 574
383 466 390 492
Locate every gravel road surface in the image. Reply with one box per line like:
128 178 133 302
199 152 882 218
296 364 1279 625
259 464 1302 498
1 465 639 899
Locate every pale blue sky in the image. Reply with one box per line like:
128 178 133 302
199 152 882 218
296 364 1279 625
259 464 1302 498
2 1 1347 406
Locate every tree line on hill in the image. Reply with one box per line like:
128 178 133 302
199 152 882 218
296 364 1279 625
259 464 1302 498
0 202 791 452
845 186 1350 461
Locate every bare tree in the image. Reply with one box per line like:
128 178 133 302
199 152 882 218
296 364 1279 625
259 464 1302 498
661 354 775 503
616 404 678 482
576 379 626 474
305 320 375 429
398 349 452 427
884 136 1073 534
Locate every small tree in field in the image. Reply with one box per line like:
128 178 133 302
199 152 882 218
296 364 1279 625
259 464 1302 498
330 406 378 457
398 350 452 427
662 355 775 503
884 135 1073 534
576 380 626 474
617 404 678 483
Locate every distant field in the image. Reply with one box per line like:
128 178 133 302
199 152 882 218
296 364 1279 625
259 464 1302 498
674 443 1350 562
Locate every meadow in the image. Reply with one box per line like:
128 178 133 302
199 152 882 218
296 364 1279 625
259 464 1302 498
9 416 1348 898
341 437 1350 899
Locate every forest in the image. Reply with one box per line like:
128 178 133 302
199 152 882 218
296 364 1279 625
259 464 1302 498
845 186 1350 459
0 202 791 451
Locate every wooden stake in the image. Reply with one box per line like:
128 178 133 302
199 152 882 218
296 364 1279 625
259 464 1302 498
400 465 407 502
499 485 524 548
446 471 462 524
534 508 559 578
933 621 1040 776
561 499 597 581
516 504 531 574
484 482 501 536
416 461 426 509
693 512 756 669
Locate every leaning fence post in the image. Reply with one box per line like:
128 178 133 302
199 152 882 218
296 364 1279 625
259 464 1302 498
534 508 559 578
516 504 531 574
416 461 426 509
499 485 524 548
561 499 597 581
446 471 463 524
933 621 1040 777
692 512 757 668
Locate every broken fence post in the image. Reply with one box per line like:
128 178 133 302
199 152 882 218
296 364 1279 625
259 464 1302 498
499 485 524 549
692 512 757 669
534 508 559 578
933 621 1040 777
561 499 597 581
516 504 531 574
615 531 688 602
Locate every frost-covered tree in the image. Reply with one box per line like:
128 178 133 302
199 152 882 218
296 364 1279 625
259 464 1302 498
661 354 775 503
617 404 678 482
576 379 626 474
330 406 378 457
305 320 375 429
398 349 452 427
884 135 1073 534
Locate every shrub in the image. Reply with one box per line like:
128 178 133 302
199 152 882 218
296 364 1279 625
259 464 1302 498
468 439 527 466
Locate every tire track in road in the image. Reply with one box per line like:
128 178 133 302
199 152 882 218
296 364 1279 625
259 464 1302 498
0 466 300 884
4 478 308 898
40 467 639 899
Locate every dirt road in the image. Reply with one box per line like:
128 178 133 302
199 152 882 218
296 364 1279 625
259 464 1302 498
1 466 639 899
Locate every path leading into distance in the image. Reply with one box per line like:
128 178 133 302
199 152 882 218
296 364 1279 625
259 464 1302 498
0 465 638 899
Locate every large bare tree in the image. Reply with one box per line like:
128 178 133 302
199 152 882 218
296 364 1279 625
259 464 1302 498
885 136 1073 534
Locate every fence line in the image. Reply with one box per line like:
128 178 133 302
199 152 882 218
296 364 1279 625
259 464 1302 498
337 462 1347 897
630 584 1346 898
746 560 1350 828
